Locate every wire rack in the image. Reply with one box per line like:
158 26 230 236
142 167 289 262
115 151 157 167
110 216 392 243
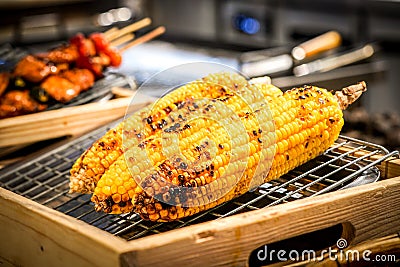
0 124 398 241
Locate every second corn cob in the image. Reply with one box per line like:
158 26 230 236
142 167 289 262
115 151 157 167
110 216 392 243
88 73 366 221
69 72 248 193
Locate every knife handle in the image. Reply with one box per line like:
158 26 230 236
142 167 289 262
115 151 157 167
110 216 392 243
291 31 342 61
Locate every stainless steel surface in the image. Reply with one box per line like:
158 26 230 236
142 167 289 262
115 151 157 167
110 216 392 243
146 0 400 47
0 126 397 240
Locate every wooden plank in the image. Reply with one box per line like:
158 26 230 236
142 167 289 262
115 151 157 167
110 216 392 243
0 93 155 147
120 176 400 267
0 188 126 267
334 144 400 179
378 158 400 180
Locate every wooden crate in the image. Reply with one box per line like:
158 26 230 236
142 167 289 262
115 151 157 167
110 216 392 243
0 158 399 267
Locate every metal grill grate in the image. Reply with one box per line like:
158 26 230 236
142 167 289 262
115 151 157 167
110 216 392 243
0 125 398 241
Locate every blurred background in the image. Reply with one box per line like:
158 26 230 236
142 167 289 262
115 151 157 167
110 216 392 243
1 0 399 151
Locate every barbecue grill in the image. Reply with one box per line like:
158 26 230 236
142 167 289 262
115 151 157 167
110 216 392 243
1 120 399 266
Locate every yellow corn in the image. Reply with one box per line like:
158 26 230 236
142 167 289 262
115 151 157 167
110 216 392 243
88 73 366 222
69 72 248 193
91 77 276 214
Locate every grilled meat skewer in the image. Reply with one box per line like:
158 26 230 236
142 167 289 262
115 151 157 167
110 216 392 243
0 90 47 119
40 68 95 103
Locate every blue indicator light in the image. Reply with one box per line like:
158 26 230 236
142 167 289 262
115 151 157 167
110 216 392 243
234 14 260 35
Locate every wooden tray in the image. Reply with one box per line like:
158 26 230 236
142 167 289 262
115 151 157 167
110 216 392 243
0 92 155 148
0 154 399 266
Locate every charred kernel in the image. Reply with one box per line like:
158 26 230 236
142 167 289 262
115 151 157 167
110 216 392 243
286 154 290 160
175 157 181 162
146 117 153 124
184 124 191 130
112 194 121 203
163 106 172 114
299 95 306 100
178 174 185 182
218 144 224 149
175 101 185 109
128 156 135 163
258 129 262 134
305 142 309 148
105 197 113 207
253 130 258 136
257 138 262 143
180 162 188 169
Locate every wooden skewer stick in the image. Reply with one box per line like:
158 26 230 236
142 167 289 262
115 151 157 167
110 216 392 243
106 17 152 42
103 26 118 38
120 26 166 53
110 33 135 47
111 86 137 97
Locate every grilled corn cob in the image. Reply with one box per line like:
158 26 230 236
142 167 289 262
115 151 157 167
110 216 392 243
88 73 366 221
69 72 248 193
91 82 278 214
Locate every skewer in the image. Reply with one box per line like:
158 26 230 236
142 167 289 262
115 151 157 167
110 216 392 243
120 26 166 53
111 86 136 97
105 17 152 42
103 27 118 38
110 33 135 47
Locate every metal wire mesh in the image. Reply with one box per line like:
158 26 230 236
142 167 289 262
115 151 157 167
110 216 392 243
0 124 398 241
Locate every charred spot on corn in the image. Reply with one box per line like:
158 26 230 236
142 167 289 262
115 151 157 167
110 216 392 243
174 100 185 109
